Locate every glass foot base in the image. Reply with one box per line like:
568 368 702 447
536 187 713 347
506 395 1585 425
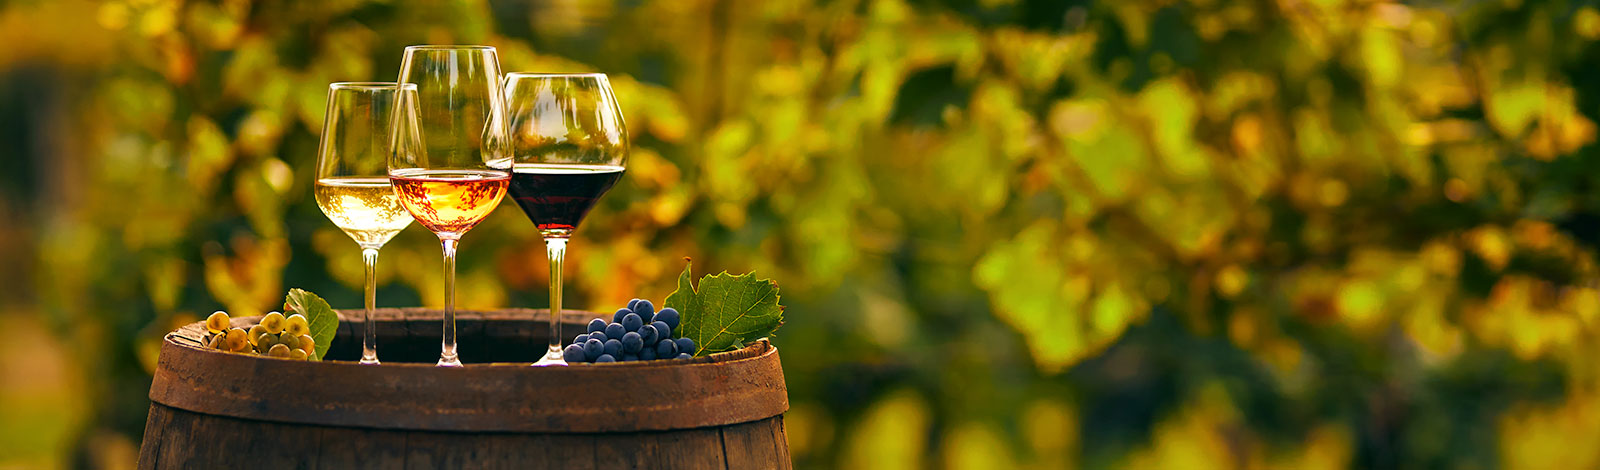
359 357 380 365
437 354 462 367
532 348 568 366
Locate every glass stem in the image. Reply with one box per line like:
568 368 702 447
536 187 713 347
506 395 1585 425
360 247 380 365
539 237 569 365
438 237 462 367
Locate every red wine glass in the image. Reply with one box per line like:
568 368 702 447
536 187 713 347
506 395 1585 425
503 73 628 366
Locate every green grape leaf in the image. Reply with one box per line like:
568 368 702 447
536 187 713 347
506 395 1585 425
283 288 338 360
666 260 784 356
663 259 698 327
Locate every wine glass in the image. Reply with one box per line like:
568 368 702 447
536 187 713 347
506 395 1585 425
503 73 628 366
391 45 512 367
314 82 419 365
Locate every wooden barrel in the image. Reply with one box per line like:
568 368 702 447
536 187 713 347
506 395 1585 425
137 308 791 469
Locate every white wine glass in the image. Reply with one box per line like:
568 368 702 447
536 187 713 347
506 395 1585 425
313 82 419 364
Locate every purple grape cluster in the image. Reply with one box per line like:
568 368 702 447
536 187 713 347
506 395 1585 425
563 299 695 363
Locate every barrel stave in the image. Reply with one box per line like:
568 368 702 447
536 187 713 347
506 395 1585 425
721 416 793 470
141 403 790 469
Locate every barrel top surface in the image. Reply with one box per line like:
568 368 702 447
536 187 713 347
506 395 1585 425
149 308 789 433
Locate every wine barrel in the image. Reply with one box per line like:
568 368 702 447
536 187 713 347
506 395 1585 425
137 308 791 469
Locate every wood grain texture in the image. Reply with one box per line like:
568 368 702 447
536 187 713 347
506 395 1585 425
314 425 410 469
138 308 792 469
721 417 787 470
134 404 168 470
149 308 787 433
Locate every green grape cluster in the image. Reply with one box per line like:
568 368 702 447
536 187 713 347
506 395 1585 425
201 311 314 361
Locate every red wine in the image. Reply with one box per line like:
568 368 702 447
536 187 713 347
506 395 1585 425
509 164 624 237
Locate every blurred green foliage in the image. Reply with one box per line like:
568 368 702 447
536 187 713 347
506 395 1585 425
4 0 1600 468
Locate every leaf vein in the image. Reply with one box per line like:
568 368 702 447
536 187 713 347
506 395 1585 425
702 284 775 350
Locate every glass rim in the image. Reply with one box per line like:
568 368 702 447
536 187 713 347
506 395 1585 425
329 82 417 91
404 44 496 51
504 72 608 78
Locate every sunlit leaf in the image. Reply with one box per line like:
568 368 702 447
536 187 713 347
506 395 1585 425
841 389 929 470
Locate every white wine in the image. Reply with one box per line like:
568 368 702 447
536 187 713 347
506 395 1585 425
315 177 414 247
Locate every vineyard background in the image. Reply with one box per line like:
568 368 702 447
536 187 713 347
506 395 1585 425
4 0 1600 468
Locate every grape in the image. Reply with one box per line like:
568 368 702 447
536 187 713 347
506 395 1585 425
278 333 300 350
605 322 625 340
656 308 680 330
206 334 224 350
652 321 671 340
205 311 230 333
622 353 639 362
584 338 604 360
657 339 678 357
596 354 616 363
261 312 287 334
622 332 643 353
675 337 695 355
627 298 641 311
603 339 622 357
613 308 631 323
285 314 310 337
622 313 642 332
297 335 315 355
589 318 608 334
637 307 654 325
247 325 269 346
224 328 249 352
677 353 691 359
268 343 292 358
563 344 587 362
572 333 589 345
634 300 655 318
639 324 658 345
640 347 657 360
290 349 308 361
